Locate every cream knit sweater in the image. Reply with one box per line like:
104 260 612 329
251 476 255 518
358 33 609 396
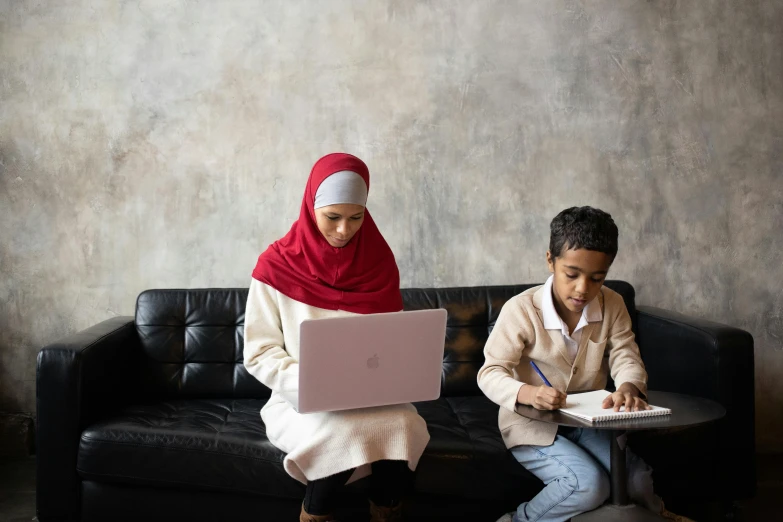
243 279 430 484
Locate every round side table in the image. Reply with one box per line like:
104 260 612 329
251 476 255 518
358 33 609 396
514 391 726 521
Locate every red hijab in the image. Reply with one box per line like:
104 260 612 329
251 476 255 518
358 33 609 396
252 153 403 314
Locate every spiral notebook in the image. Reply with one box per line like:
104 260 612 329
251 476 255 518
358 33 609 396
559 390 672 423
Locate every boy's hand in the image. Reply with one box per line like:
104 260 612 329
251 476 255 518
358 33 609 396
602 382 651 412
518 385 567 411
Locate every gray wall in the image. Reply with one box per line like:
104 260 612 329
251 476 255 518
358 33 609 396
1 1 781 451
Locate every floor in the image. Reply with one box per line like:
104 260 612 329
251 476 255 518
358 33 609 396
732 453 781 521
0 455 779 521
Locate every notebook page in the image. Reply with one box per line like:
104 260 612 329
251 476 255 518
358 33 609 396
559 390 672 423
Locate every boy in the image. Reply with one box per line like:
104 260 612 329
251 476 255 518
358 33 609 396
478 206 691 522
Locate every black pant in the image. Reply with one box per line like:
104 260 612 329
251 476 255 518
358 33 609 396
303 460 412 516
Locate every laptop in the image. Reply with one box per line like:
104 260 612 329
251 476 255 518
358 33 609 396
296 309 447 414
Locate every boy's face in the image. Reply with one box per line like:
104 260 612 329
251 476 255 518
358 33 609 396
546 247 613 318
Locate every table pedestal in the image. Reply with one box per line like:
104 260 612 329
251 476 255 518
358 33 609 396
573 430 664 522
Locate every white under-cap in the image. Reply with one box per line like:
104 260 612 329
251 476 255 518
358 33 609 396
314 170 368 209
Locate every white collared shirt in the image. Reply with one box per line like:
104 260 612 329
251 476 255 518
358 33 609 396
541 275 603 364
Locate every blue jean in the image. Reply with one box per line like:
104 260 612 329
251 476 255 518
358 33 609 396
510 427 662 522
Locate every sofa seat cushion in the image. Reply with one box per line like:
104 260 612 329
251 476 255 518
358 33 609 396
413 395 541 500
78 396 541 501
77 399 304 499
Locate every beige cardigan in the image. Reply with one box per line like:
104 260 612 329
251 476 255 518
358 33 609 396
477 284 648 448
243 279 430 484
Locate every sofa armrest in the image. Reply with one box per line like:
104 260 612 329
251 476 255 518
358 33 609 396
636 306 755 498
36 317 139 521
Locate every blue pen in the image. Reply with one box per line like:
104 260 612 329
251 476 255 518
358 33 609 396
530 361 553 387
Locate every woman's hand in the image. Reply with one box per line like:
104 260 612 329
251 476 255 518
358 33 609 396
601 382 650 412
518 385 567 410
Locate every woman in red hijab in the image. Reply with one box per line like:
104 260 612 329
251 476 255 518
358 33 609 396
244 153 429 522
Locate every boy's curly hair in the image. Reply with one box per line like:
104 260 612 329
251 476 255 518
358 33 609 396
549 206 618 260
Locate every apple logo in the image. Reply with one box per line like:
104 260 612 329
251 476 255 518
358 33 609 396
367 354 380 369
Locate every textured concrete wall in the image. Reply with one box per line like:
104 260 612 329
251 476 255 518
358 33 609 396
1 1 781 451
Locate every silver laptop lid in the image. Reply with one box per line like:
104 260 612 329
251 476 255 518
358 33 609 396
297 309 447 414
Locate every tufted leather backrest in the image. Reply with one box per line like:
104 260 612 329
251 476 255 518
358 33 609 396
135 282 636 399
402 285 532 397
135 289 268 399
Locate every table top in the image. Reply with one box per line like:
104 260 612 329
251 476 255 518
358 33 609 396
513 391 726 431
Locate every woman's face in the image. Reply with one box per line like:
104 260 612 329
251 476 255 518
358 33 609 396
314 204 365 248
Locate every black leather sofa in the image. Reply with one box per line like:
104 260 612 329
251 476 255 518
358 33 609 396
36 282 755 521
